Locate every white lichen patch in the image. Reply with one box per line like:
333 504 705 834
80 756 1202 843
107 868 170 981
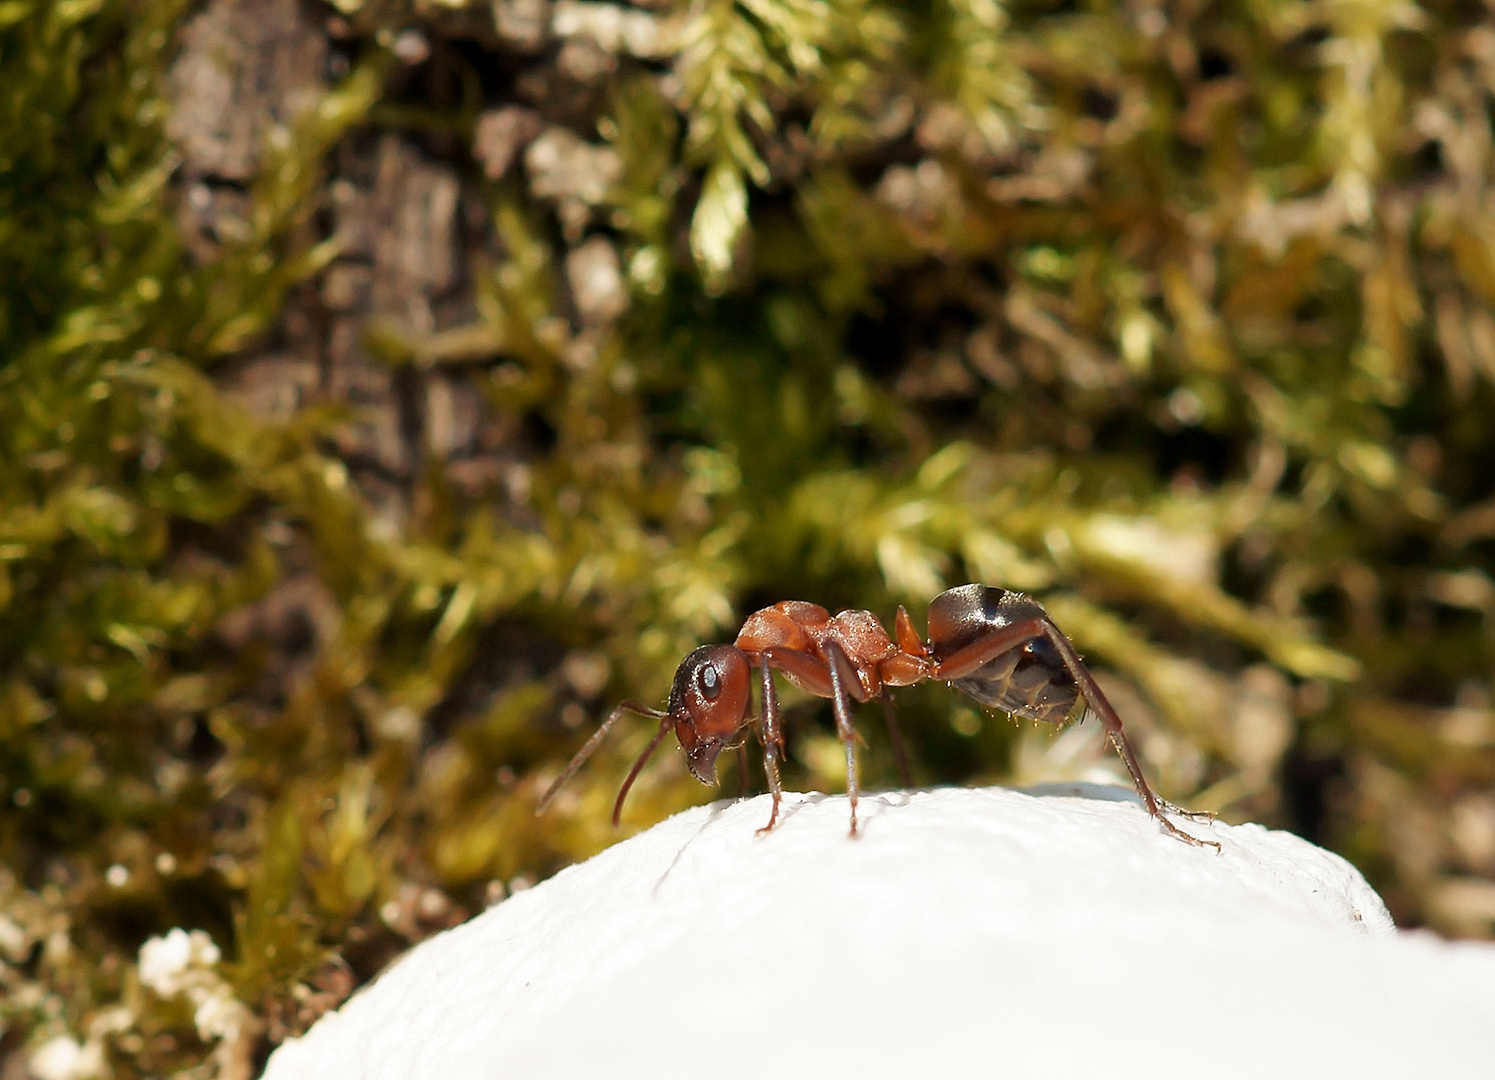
29 1035 105 1080
138 928 254 1053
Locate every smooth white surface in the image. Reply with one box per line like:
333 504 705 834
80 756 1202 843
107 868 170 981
262 786 1495 1080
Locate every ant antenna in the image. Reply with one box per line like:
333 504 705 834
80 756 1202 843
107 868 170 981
610 715 672 825
536 701 667 819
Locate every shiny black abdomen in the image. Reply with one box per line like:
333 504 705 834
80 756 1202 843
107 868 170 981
927 584 1081 726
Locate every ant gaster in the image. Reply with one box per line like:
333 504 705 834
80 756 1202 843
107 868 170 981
537 584 1218 850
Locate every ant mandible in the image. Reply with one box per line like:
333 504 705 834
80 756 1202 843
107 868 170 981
537 584 1218 850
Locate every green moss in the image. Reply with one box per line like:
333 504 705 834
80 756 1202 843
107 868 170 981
5 0 1495 1073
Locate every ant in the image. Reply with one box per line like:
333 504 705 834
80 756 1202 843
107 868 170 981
537 584 1218 850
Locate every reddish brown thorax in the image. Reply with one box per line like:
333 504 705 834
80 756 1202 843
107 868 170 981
734 601 930 698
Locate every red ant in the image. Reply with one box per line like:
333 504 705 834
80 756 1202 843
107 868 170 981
537 584 1218 849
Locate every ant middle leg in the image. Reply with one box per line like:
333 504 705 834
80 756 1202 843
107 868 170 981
822 640 864 837
881 692 913 787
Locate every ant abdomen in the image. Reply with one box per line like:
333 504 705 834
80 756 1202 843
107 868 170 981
927 585 1081 726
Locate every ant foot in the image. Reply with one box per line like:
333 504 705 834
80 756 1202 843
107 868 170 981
1158 814 1221 853
756 808 781 836
1156 797 1215 824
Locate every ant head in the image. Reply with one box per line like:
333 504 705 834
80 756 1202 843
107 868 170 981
667 644 750 784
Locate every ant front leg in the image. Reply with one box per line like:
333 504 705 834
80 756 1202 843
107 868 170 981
736 740 751 799
755 661 785 834
753 646 831 834
754 644 860 834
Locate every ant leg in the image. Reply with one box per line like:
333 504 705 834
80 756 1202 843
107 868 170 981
935 621 1218 851
1141 780 1214 822
1040 628 1220 853
752 645 839 833
756 662 785 834
736 740 750 799
823 640 863 837
536 700 666 816
881 692 913 787
752 644 870 835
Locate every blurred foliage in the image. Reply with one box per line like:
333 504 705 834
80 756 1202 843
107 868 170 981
4 0 1495 1074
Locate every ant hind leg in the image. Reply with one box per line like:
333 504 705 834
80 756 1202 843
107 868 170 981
1152 795 1215 823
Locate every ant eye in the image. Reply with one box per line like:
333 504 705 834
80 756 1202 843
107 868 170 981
697 662 721 700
